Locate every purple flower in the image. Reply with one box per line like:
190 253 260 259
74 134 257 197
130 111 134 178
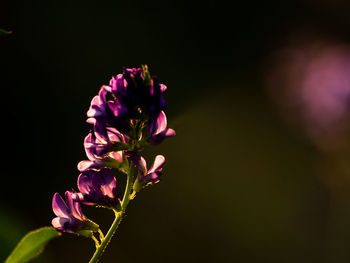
51 191 98 234
108 66 167 119
131 155 165 191
87 65 168 138
73 169 120 207
147 111 175 145
77 127 128 172
87 86 128 139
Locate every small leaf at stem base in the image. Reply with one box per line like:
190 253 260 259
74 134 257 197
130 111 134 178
5 226 60 263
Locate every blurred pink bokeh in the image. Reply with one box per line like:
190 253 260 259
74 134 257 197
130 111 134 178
266 39 350 150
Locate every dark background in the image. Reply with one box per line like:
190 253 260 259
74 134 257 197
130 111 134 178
1 1 350 262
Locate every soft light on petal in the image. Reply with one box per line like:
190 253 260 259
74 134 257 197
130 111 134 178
52 193 70 218
93 169 117 199
148 155 165 174
155 111 167 134
77 160 94 172
160 84 167 93
165 128 176 137
65 191 84 221
51 217 68 230
130 154 148 177
77 172 94 195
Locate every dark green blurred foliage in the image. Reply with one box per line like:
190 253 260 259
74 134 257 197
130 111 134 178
0 207 28 260
1 1 350 262
0 28 12 35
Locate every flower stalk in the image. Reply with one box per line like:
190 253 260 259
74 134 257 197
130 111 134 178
89 162 136 263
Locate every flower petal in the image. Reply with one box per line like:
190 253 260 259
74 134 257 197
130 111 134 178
143 172 161 183
83 133 96 161
52 217 68 230
129 153 148 179
52 193 70 218
154 111 167 134
160 84 167 93
77 159 107 171
148 127 175 145
148 155 165 174
92 169 117 199
52 217 78 233
77 172 94 195
107 127 123 142
108 151 123 163
77 160 94 172
65 191 84 221
87 96 101 117
165 128 176 137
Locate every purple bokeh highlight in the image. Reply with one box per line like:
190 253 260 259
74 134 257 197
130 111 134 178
266 40 350 150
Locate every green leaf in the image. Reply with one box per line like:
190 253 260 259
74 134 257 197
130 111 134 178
5 226 61 263
0 29 12 35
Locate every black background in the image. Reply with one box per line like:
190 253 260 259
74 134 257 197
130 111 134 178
1 1 350 262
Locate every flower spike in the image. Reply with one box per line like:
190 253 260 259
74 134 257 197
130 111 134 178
50 65 175 262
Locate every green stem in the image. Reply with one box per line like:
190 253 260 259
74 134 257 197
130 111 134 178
89 162 136 263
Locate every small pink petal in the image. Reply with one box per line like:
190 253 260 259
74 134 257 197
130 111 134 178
52 193 70 218
165 128 176 137
77 160 94 172
148 155 165 174
160 84 167 93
